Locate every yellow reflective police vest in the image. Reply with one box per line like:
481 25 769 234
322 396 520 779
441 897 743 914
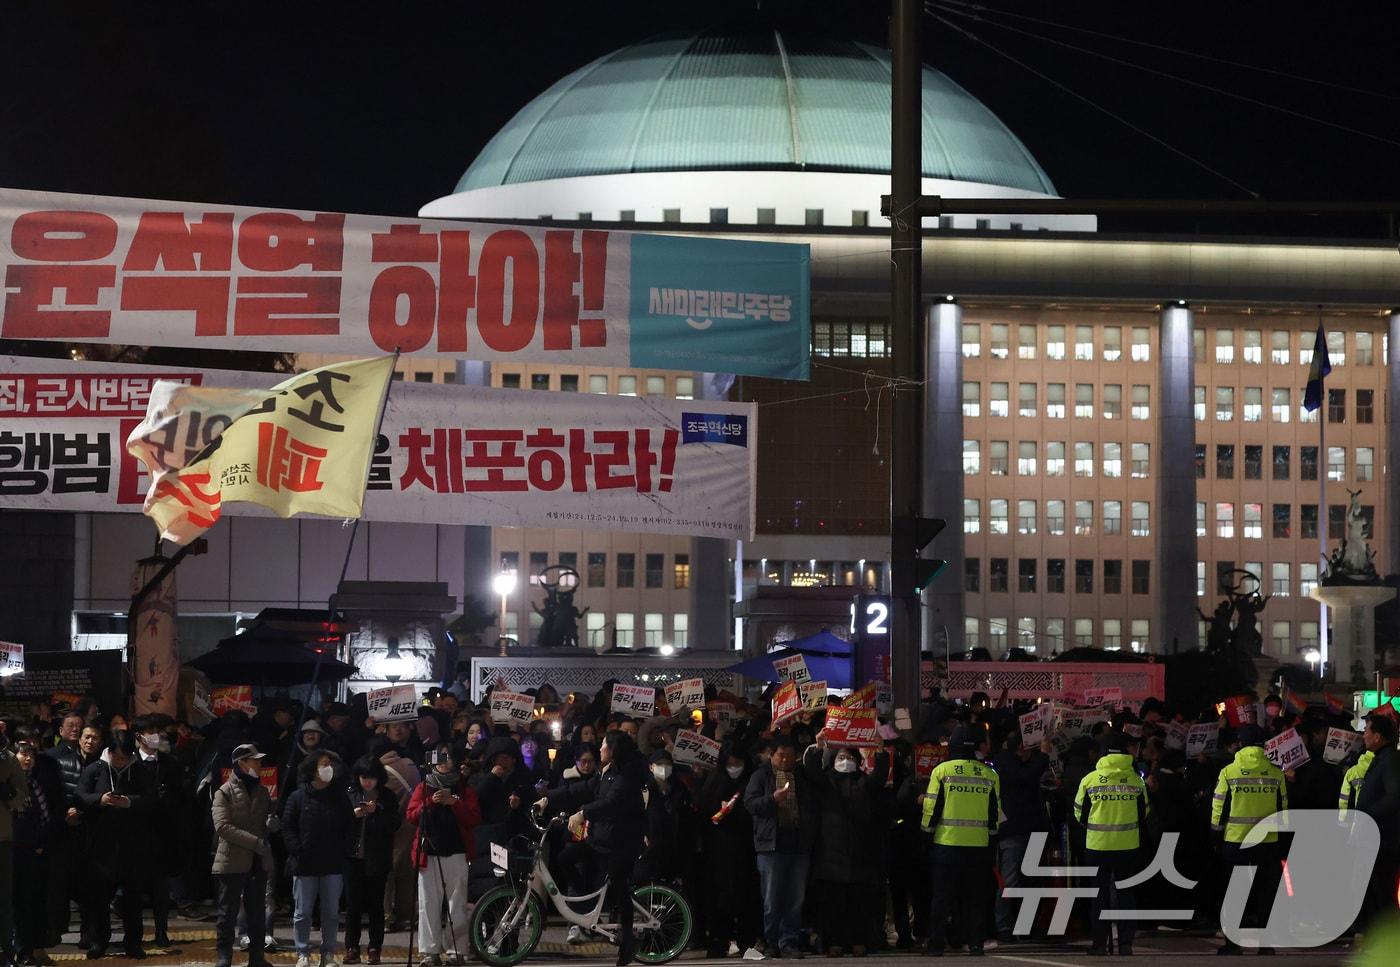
1338 750 1374 812
1073 753 1148 851
1211 746 1287 844
920 757 1001 847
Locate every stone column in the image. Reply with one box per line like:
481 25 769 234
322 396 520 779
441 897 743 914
1387 312 1400 573
1156 303 1197 654
1311 584 1396 683
689 372 734 651
922 298 963 651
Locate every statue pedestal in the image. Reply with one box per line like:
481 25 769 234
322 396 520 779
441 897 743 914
1309 584 1396 684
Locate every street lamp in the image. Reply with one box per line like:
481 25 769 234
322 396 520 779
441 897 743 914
493 570 517 655
1303 647 1321 674
382 636 405 683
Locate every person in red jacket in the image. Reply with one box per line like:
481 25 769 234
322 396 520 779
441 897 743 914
406 743 481 967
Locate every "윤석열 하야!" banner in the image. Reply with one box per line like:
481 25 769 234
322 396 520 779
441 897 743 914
0 187 811 380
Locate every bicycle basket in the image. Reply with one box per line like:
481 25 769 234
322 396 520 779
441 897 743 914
506 835 538 888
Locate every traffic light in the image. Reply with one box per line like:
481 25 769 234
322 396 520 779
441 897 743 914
905 516 947 593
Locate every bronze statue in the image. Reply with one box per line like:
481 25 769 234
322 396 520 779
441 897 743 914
533 565 589 648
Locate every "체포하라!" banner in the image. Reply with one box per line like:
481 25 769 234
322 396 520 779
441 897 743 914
0 356 756 539
0 187 810 380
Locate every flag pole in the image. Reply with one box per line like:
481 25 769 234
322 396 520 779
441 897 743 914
1316 312 1329 679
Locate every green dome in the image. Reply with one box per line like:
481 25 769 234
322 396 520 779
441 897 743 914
458 31 1056 196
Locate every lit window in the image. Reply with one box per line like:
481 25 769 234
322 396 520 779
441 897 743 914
1131 384 1150 419
1102 327 1122 361
1197 561 1206 596
1356 331 1374 365
988 618 1008 651
672 613 688 648
673 554 691 589
589 374 609 394
1103 501 1122 535
959 322 979 357
1196 502 1206 537
1018 324 1037 360
1243 386 1262 422
1300 340 1314 367
1102 442 1122 478
1017 616 1037 651
1131 443 1150 478
1194 329 1206 363
989 440 1009 475
618 375 638 396
644 612 665 647
1215 329 1235 363
645 376 666 395
1216 502 1235 538
1046 383 1066 419
964 617 981 649
1131 501 1150 537
1271 563 1290 597
1075 617 1094 646
1075 383 1094 419
1103 384 1122 419
1130 327 1150 362
1244 503 1263 539
1075 326 1094 360
1047 618 1065 649
1271 330 1290 364
1047 499 1065 535
963 440 981 475
1103 619 1122 650
1017 500 1037 535
1075 500 1094 536
615 613 635 648
1074 442 1094 477
963 499 981 534
1046 441 1065 476
1215 386 1234 421
990 324 1009 359
1328 446 1346 482
1243 329 1262 364
990 382 1009 417
1130 619 1150 653
1300 564 1319 597
962 382 981 417
586 611 607 646
1018 382 1037 418
675 377 694 399
990 499 1009 535
1271 621 1290 654
1357 446 1374 481
1046 325 1066 360
1300 622 1319 652
1017 441 1037 476
1271 388 1290 422
1299 397 1318 423
1327 330 1345 366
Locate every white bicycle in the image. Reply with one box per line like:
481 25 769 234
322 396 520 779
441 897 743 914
470 810 692 966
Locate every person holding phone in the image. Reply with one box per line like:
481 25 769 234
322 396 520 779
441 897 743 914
407 743 481 967
76 731 153 959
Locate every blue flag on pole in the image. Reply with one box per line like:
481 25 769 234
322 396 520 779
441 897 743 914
1303 322 1331 412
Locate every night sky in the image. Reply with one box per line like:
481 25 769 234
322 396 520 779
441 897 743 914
3 1 1399 237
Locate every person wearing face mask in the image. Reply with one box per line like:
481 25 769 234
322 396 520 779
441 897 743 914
697 746 760 958
282 751 353 967
363 736 420 936
638 749 695 886
282 721 327 801
212 743 276 967
13 731 61 967
76 730 154 960
131 714 188 951
803 735 891 957
343 756 402 966
407 742 481 967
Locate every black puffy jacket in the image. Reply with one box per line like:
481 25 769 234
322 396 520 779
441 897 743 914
281 753 353 876
347 783 402 877
582 760 646 855
44 740 91 804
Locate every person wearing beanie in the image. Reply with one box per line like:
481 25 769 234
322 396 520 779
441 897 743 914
920 724 998 957
1072 731 1147 956
1211 723 1286 955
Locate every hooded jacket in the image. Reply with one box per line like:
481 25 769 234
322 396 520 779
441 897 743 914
76 749 153 878
281 751 354 876
1211 745 1287 844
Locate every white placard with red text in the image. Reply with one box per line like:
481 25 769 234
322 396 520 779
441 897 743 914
1082 687 1123 709
1019 703 1052 746
672 729 721 768
0 640 23 676
611 683 655 717
663 678 706 714
489 689 535 725
0 187 810 379
1265 727 1310 771
0 356 755 540
1323 727 1364 765
366 684 418 723
1186 723 1219 756
773 653 811 684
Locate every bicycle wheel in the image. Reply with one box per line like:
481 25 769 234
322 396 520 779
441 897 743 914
632 883 692 964
470 884 544 967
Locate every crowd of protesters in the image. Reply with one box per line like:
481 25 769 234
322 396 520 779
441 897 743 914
0 681 1394 967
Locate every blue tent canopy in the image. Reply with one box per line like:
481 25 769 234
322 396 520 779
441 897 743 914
725 629 855 687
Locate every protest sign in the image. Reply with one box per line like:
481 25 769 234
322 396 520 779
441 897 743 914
798 679 828 710
1265 727 1311 771
664 678 705 714
913 743 948 779
490 689 535 725
707 701 736 725
366 684 418 723
1186 723 1219 756
211 685 256 717
822 706 880 748
1019 704 1052 746
611 684 655 717
1323 727 1364 766
1122 723 1144 739
672 729 721 769
1083 686 1123 709
844 681 878 709
773 653 811 684
1047 730 1072 756
1223 695 1258 727
0 641 23 677
771 681 801 729
1164 722 1189 751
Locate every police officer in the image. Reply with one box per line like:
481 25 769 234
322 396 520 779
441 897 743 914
1210 724 1286 956
1338 745 1373 813
921 725 1000 957
1073 731 1147 956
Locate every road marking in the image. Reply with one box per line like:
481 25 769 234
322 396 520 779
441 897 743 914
992 955 1094 967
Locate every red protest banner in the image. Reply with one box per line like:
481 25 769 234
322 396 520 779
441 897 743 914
1223 694 1258 727
914 743 949 779
822 707 880 748
211 685 255 717
771 681 801 729
843 681 878 709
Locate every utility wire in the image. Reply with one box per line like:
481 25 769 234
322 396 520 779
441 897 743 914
938 0 1400 104
930 2 1400 150
926 11 1259 197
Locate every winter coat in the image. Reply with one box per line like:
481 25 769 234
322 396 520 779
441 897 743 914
697 766 757 883
744 760 817 854
581 760 646 855
42 740 90 805
76 751 154 880
281 752 354 877
1357 743 1400 846
802 746 889 885
541 772 599 815
992 749 1051 838
348 783 402 876
135 749 190 875
13 754 63 851
407 775 481 869
211 770 272 875
641 774 696 878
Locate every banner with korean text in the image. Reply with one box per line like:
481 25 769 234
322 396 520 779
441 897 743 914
0 356 757 539
0 187 810 380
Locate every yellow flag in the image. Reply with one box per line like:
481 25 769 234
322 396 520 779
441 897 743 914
126 357 394 545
